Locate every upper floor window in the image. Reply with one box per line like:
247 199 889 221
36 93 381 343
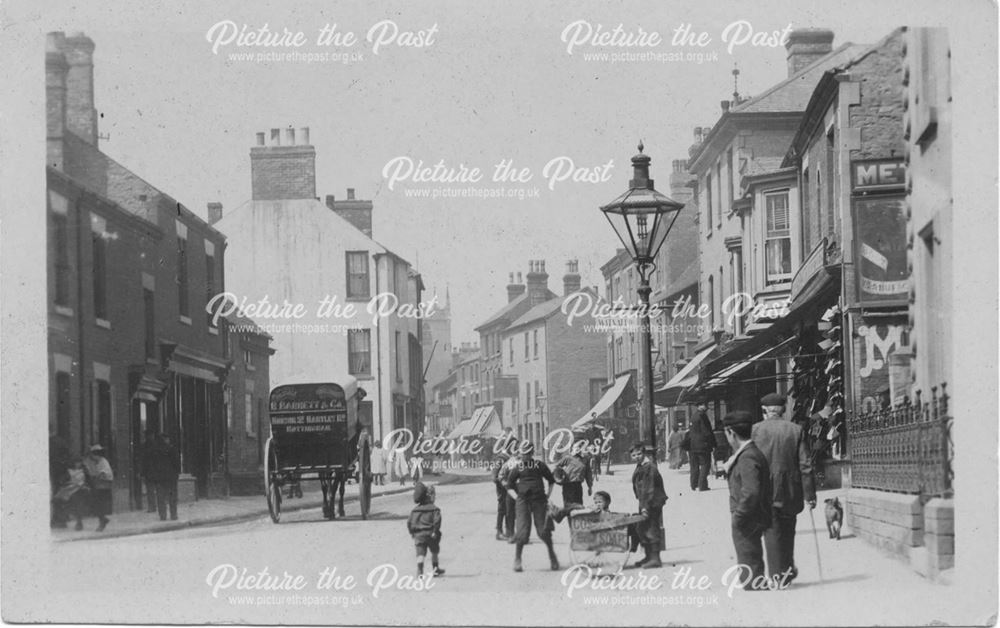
175 220 188 320
764 191 792 284
509 338 514 366
346 251 370 299
532 330 539 358
348 328 372 376
705 173 713 234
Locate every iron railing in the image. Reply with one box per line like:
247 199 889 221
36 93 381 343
847 383 952 498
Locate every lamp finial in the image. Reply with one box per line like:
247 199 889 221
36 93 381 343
637 140 644 154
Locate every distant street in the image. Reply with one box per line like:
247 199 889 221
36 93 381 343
47 463 967 626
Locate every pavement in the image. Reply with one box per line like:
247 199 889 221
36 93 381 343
42 458 985 625
51 470 487 542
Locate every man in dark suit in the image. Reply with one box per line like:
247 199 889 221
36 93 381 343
752 393 816 585
147 433 181 521
683 404 717 491
722 411 772 591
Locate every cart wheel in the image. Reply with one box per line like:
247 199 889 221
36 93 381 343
264 437 282 523
359 439 372 520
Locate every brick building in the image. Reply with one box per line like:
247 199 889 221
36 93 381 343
213 132 425 443
421 289 453 428
500 261 605 448
223 313 274 495
684 30 869 421
46 32 236 509
474 264 556 432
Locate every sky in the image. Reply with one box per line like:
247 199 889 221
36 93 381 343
32 1 922 343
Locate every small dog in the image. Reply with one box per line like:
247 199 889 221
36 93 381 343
824 497 843 540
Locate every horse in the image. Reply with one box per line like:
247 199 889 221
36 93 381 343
320 425 365 520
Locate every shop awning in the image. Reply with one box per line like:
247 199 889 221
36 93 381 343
653 345 717 407
446 418 475 439
468 405 504 438
700 336 797 390
447 406 504 439
571 374 631 431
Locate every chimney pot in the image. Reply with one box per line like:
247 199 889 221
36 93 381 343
299 127 310 145
785 28 835 77
286 127 295 145
517 272 522 283
347 188 356 200
256 132 265 146
325 195 335 209
721 101 731 113
270 129 281 145
207 202 223 224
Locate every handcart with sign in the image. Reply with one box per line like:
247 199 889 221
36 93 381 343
567 510 647 572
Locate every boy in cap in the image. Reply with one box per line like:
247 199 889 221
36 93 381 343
504 442 559 572
722 411 772 591
630 443 667 568
408 482 444 577
752 393 815 585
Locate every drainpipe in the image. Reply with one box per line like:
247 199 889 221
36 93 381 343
375 254 383 443
75 194 87 455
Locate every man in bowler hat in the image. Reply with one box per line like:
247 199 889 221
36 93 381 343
752 393 815 584
722 411 772 591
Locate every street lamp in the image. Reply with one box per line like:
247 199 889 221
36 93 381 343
600 142 684 456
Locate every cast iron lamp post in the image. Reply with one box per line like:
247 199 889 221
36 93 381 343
600 143 684 456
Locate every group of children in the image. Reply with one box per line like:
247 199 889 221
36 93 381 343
406 474 616 579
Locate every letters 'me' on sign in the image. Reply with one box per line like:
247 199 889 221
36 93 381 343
851 159 907 192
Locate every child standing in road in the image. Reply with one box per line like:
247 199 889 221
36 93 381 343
408 483 444 578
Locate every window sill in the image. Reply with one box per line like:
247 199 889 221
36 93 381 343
246 431 257 439
96 318 111 329
146 357 159 366
346 295 371 303
179 315 192 326
246 364 256 372
351 374 374 381
208 326 219 336
54 305 74 317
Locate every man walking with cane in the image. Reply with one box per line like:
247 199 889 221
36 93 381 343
752 393 816 586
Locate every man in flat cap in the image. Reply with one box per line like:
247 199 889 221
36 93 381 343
722 411 771 591
630 443 667 568
752 393 815 585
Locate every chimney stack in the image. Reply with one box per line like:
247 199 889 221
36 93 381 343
328 187 373 237
785 29 834 77
207 202 223 224
721 100 731 113
251 126 316 201
525 260 550 306
46 32 70 170
62 32 98 146
563 260 582 296
506 271 526 302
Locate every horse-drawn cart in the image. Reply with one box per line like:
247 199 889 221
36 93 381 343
265 376 373 523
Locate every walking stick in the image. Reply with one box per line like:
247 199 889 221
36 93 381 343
808 507 824 582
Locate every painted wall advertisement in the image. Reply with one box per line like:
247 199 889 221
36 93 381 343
851 160 910 305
